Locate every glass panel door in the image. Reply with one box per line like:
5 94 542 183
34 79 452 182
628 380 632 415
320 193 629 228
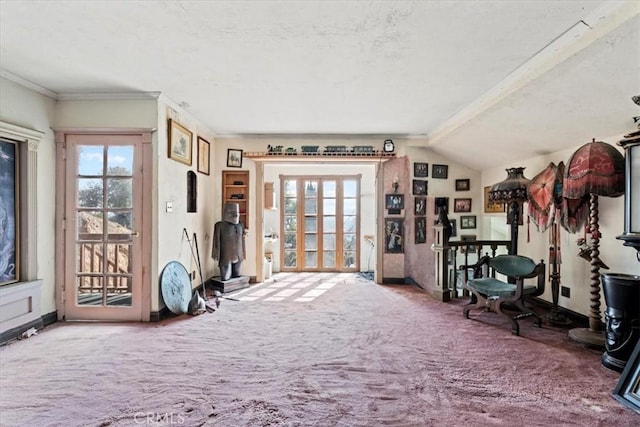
283 179 298 268
64 133 143 321
322 181 336 268
281 176 359 272
343 179 358 268
304 180 318 268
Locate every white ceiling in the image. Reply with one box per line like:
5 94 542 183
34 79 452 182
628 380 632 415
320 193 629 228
1 1 638 170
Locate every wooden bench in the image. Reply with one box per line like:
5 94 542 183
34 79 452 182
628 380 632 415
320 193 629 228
461 254 546 335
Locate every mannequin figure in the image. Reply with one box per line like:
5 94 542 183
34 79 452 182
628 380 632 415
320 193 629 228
212 202 245 281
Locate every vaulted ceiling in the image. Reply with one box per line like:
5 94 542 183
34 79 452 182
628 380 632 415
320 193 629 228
1 1 638 170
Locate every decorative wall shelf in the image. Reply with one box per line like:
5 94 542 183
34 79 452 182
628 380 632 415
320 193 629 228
244 151 396 162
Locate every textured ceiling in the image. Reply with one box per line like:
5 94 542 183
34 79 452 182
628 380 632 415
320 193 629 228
1 1 638 170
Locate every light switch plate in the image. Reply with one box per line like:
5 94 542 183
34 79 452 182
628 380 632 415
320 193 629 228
166 201 173 213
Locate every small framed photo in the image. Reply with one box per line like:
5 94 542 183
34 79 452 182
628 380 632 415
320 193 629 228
412 179 427 196
415 217 427 244
454 198 472 213
484 186 505 213
168 119 192 166
434 197 449 214
461 234 477 253
460 215 477 229
385 194 404 211
227 148 243 168
432 164 448 179
384 218 404 253
414 197 426 216
197 136 210 175
455 179 470 191
414 162 428 177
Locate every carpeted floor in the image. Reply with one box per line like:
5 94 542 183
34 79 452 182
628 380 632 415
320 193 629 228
0 272 636 426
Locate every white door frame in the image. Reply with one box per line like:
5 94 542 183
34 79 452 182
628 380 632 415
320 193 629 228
54 129 153 321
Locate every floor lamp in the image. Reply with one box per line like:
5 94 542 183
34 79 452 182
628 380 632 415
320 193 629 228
489 167 530 255
564 139 625 348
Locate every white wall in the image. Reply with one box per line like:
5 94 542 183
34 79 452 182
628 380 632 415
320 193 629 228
481 137 640 316
155 97 218 311
215 136 379 277
0 77 57 316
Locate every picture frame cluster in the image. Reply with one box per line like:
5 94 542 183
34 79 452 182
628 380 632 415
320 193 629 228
168 119 212 175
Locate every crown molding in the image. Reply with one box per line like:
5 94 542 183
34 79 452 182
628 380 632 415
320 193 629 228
56 91 161 100
0 69 57 99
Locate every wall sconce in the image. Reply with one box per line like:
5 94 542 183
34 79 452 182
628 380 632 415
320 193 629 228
617 130 640 261
392 175 399 193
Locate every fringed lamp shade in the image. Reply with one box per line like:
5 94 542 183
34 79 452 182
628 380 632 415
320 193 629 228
527 162 564 232
489 167 530 255
489 167 530 203
563 139 625 199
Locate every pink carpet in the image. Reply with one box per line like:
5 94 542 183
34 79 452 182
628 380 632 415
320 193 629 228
0 273 636 426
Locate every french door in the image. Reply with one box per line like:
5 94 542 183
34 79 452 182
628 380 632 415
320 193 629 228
62 134 144 321
281 175 360 272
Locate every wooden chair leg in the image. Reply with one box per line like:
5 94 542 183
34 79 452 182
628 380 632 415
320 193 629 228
496 300 520 336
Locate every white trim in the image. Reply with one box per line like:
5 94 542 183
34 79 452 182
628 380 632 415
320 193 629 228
0 280 43 333
0 120 44 150
0 69 57 99
56 91 161 101
428 1 640 146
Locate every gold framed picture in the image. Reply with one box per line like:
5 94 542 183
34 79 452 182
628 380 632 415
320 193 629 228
484 185 505 213
168 119 192 166
197 136 210 175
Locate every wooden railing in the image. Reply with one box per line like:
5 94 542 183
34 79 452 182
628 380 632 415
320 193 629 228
77 233 131 294
446 240 511 298
432 223 511 300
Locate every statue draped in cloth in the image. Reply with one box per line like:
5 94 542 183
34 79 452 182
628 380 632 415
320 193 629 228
212 202 245 281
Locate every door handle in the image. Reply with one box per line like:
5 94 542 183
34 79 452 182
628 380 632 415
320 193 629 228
132 231 140 237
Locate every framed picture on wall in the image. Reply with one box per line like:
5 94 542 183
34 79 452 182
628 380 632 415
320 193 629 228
197 136 210 175
168 119 193 166
455 179 470 191
415 217 426 244
385 218 404 253
227 148 243 168
414 197 426 216
385 194 404 210
412 179 427 195
484 186 505 213
432 164 448 179
460 215 476 229
454 198 472 213
414 162 428 177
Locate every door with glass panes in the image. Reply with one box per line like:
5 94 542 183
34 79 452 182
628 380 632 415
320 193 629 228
281 176 360 272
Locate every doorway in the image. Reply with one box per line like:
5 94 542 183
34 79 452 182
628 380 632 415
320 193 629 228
57 133 146 321
280 175 360 272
